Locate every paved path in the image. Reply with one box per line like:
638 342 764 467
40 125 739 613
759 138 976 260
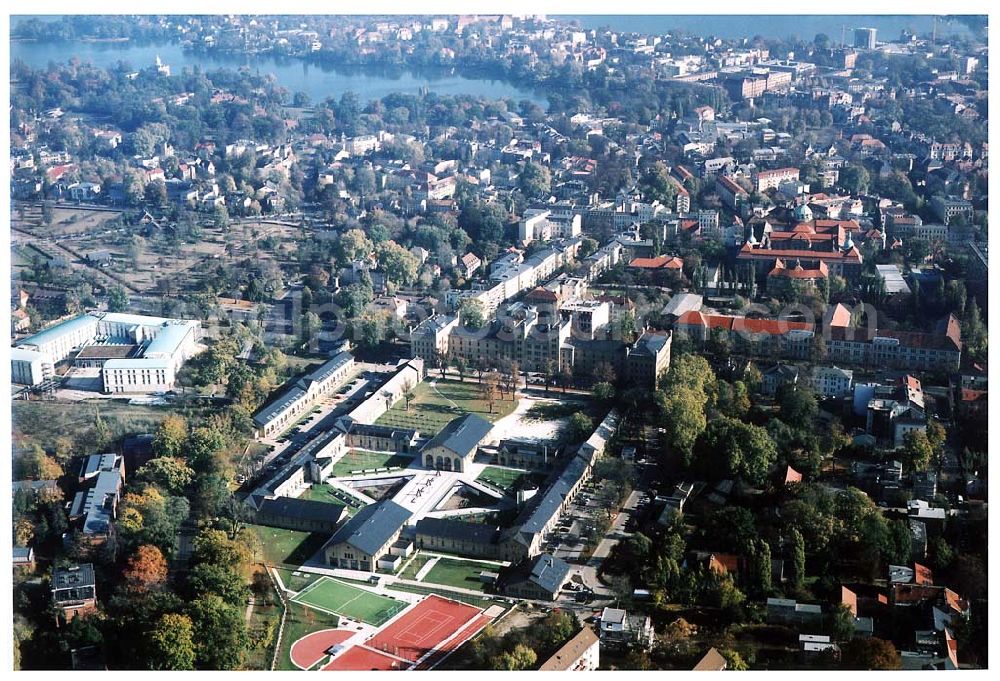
577 489 642 597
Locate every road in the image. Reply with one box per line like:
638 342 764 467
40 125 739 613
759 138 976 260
576 489 642 598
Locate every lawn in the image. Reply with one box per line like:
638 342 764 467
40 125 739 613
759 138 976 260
475 466 545 495
291 577 408 626
421 558 499 593
398 553 437 581
328 449 415 478
298 484 362 515
249 524 329 567
375 378 517 436
275 602 342 671
274 567 323 594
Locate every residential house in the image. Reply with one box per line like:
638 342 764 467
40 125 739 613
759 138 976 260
52 564 98 623
539 626 600 671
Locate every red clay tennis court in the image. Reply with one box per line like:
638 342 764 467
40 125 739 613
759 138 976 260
413 613 492 670
290 629 355 669
365 594 482 663
321 645 407 671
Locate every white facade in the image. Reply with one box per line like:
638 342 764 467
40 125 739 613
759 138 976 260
11 347 54 386
812 366 854 398
15 312 201 394
16 314 99 363
103 359 175 393
519 209 582 243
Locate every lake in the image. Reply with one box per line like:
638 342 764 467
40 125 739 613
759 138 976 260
9 38 548 106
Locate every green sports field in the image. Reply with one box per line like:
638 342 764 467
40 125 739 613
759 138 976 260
290 577 407 626
475 466 545 494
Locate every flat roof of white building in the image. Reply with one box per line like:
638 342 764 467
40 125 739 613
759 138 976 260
104 358 173 369
16 314 97 349
10 347 51 362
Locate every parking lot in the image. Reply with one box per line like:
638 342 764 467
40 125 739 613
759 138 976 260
543 479 621 563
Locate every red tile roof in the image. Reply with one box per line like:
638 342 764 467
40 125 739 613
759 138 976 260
841 586 858 616
914 562 934 586
629 255 684 270
944 588 970 615
676 311 814 336
784 466 803 484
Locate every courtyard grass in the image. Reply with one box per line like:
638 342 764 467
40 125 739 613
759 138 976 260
421 557 498 593
298 484 362 515
375 378 517 436
291 576 407 626
398 553 437 581
248 524 329 567
274 567 322 594
475 466 545 494
328 449 415 478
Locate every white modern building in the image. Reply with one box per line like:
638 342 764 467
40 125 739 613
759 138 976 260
14 312 201 394
11 347 55 386
519 209 583 243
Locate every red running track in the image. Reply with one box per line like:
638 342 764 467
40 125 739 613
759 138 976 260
290 629 355 669
321 645 407 671
365 594 482 663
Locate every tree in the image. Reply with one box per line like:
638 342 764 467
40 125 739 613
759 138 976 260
704 507 756 554
902 430 934 472
459 298 486 329
148 613 196 670
492 643 537 670
790 527 807 591
108 284 130 312
593 361 617 385
778 384 818 425
152 415 188 458
638 161 677 206
839 164 870 195
518 161 551 199
138 456 194 495
663 353 716 397
192 529 251 574
720 649 750 671
658 386 707 464
749 540 772 598
189 595 249 670
338 228 373 264
186 563 250 607
695 416 777 485
480 372 501 414
926 420 947 455
212 204 230 231
375 240 419 287
566 412 593 442
14 517 34 546
829 603 856 642
593 381 616 403
840 638 901 670
123 544 169 592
